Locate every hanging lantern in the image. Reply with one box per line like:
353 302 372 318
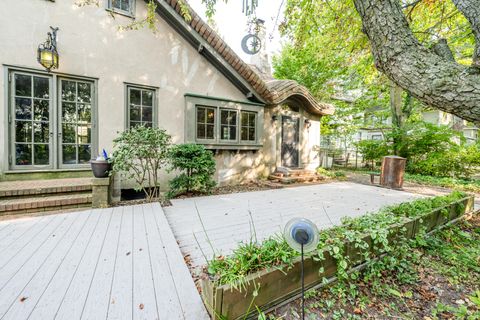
37 27 59 72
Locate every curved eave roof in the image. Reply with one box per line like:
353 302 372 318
265 80 335 116
160 0 334 116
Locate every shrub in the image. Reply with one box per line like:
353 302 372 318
168 143 216 197
355 139 389 167
112 126 171 201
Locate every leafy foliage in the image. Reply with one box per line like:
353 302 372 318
354 139 389 167
112 126 171 200
167 143 216 198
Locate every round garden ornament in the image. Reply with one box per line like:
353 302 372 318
283 217 320 320
283 217 319 253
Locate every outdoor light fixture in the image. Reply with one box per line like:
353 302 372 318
37 26 59 72
272 114 279 122
284 218 319 320
304 119 312 128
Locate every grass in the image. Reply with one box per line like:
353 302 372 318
404 173 480 193
206 191 468 287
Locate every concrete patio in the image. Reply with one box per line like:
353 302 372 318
164 182 425 268
0 204 208 320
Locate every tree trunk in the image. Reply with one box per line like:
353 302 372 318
353 0 480 124
451 0 480 67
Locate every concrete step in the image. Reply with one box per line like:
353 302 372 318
0 193 92 216
0 178 92 198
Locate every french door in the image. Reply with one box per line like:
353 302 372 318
58 78 94 168
9 71 95 170
11 72 53 169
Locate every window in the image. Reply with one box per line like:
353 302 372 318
196 106 216 140
371 134 382 141
220 109 237 141
13 73 51 166
108 0 135 16
60 79 94 165
127 86 155 128
185 95 263 149
241 111 256 142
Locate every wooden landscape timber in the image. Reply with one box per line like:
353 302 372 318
200 195 475 319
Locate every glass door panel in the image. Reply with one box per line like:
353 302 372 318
12 73 52 168
59 79 93 166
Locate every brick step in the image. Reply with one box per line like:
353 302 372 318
271 172 318 178
0 178 92 199
0 193 92 216
268 174 324 184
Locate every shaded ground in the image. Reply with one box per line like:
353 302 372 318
269 213 480 320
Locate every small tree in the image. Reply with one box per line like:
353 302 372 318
112 126 171 201
168 144 216 197
355 139 389 169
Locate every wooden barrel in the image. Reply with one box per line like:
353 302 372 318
380 156 406 189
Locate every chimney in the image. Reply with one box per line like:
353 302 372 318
250 19 272 77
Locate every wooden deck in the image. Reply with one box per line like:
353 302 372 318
0 203 208 320
164 182 424 268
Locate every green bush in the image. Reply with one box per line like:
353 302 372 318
112 126 171 200
168 143 216 197
355 139 389 167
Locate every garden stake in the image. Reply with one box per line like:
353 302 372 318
283 218 320 320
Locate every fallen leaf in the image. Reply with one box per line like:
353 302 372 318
139 303 144 310
354 308 362 314
20 297 28 302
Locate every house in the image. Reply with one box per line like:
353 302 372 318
0 0 334 192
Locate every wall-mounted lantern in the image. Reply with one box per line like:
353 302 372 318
37 26 59 72
304 119 312 129
272 114 279 122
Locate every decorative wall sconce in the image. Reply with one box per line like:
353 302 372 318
304 119 312 128
37 26 59 72
272 114 279 122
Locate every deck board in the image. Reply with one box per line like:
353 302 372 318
106 206 133 320
0 204 208 320
54 208 113 320
0 211 85 318
2 210 94 319
27 210 102 319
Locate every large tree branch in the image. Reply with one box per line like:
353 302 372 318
353 0 480 123
451 0 480 67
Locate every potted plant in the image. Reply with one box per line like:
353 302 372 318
90 149 113 178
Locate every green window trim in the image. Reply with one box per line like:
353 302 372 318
185 103 263 150
107 0 135 18
126 85 157 129
219 109 238 142
196 106 216 141
240 111 257 142
186 95 264 149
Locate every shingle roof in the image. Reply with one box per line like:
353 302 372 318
162 0 334 116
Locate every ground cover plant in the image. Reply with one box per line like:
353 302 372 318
268 212 480 320
206 191 467 288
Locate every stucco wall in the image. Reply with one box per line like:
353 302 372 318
0 0 322 187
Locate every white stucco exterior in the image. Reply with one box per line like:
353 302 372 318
0 0 323 187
